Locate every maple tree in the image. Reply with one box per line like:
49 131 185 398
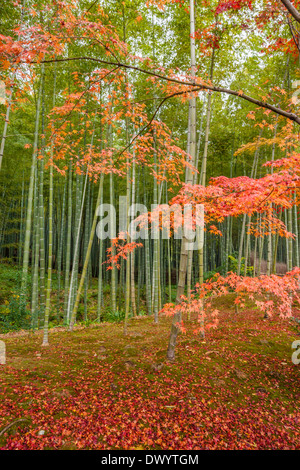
1 0 300 452
0 0 299 403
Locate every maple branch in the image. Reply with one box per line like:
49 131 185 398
33 56 300 125
34 56 195 87
114 89 191 160
280 0 300 23
49 66 120 141
0 419 30 437
198 85 300 125
85 0 99 13
287 15 300 52
256 187 276 210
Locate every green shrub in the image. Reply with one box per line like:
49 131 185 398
0 269 32 333
102 309 129 323
228 255 254 275
203 270 219 282
0 293 31 332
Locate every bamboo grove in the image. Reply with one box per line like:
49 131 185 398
1 0 300 359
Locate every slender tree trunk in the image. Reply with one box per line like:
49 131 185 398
167 0 197 360
294 196 299 267
42 63 57 346
237 129 262 277
38 74 46 319
0 0 26 171
21 65 44 295
0 86 13 172
130 145 137 317
69 172 104 330
97 174 105 322
66 166 89 324
31 166 40 329
143 168 152 314
57 176 67 314
152 130 159 323
63 159 73 324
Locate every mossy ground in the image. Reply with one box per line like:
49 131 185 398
0 304 299 450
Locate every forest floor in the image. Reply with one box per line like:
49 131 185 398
0 298 300 450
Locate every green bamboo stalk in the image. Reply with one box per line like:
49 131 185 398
294 196 299 267
21 64 44 296
38 72 46 319
31 166 40 330
130 145 137 316
288 206 293 271
69 172 104 330
18 174 25 266
84 177 91 321
69 168 83 316
63 159 73 324
66 165 89 324
57 176 67 313
253 230 258 276
124 150 131 334
152 129 159 323
167 0 198 360
0 0 26 171
198 49 215 288
257 212 265 276
143 167 152 314
42 156 53 345
166 182 172 303
97 172 105 322
42 62 56 346
0 85 13 172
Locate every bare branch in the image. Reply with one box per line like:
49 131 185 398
280 0 300 23
30 56 300 125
